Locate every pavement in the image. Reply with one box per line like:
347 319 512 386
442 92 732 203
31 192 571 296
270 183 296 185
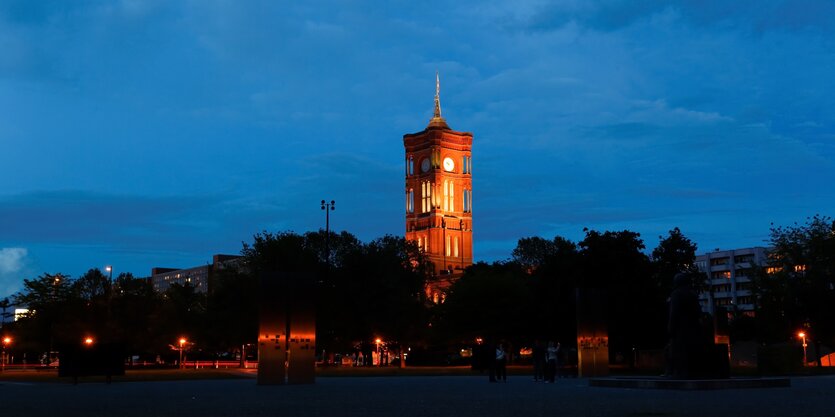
1 374 834 417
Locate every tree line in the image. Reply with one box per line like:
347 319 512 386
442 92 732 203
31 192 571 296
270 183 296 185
3 215 833 364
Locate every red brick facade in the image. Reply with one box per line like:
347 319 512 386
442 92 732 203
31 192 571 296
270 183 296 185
403 78 473 297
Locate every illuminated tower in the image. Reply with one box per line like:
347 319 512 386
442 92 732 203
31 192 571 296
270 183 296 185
404 74 473 294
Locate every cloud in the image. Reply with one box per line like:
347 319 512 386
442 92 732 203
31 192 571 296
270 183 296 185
0 191 225 248
520 0 835 33
0 247 28 298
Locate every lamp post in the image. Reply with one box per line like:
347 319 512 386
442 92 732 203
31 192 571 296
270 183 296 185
375 338 382 366
799 332 808 366
49 274 63 364
105 265 113 328
179 338 187 369
2 336 11 372
321 200 335 266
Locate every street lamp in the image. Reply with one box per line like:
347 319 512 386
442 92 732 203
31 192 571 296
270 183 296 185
798 331 808 366
2 336 11 372
179 338 187 369
321 200 335 266
84 337 94 346
105 265 113 325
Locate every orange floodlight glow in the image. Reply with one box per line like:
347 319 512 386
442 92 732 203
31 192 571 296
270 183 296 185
84 337 94 345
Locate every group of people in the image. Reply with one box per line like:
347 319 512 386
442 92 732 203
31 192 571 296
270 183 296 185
486 340 562 383
532 340 562 383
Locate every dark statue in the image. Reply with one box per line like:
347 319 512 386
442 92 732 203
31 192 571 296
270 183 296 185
667 272 729 379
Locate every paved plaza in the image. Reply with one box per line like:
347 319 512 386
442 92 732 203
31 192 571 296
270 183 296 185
2 374 834 417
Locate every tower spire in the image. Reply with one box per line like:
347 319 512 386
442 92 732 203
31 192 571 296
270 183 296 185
427 71 449 129
434 71 442 118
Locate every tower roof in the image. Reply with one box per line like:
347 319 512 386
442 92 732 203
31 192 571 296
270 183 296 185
427 72 450 130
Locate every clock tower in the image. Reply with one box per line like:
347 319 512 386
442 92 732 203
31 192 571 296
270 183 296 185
404 74 473 297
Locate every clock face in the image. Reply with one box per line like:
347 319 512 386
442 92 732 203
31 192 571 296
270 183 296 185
443 157 455 172
421 158 431 173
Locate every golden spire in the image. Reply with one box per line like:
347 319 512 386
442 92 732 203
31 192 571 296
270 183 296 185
427 71 449 129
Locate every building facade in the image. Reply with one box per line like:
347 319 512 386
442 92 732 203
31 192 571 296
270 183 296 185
151 254 242 294
695 247 768 318
404 75 473 294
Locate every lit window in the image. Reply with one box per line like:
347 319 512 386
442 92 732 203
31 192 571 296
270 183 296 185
766 267 780 275
449 182 454 211
794 264 806 272
454 237 459 257
421 182 432 213
446 235 451 256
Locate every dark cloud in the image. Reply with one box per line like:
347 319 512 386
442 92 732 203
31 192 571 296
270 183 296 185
0 191 222 245
523 0 835 33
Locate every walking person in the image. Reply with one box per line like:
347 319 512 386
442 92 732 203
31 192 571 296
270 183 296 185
545 341 558 383
532 340 546 382
495 343 507 382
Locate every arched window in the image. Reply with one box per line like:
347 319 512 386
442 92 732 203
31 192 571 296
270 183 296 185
443 181 448 211
443 181 455 211
446 234 451 256
454 236 459 257
449 182 454 211
421 182 432 213
409 156 414 175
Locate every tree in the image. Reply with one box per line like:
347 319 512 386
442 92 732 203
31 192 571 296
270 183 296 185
651 227 698 295
0 297 11 329
578 229 662 357
439 261 534 344
512 236 579 344
756 215 835 350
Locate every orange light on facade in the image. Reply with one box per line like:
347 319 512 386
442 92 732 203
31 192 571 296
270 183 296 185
84 337 94 345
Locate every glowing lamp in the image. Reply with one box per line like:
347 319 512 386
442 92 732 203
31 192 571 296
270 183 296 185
84 337 94 345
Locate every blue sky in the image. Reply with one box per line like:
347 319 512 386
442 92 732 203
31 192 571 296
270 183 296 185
1 1 834 298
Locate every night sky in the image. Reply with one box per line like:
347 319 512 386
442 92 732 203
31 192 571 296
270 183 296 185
2 1 834 298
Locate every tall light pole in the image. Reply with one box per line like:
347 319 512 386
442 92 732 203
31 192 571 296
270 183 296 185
105 265 113 327
799 331 808 366
179 338 187 369
49 273 63 364
2 336 11 372
375 338 382 366
321 200 335 266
